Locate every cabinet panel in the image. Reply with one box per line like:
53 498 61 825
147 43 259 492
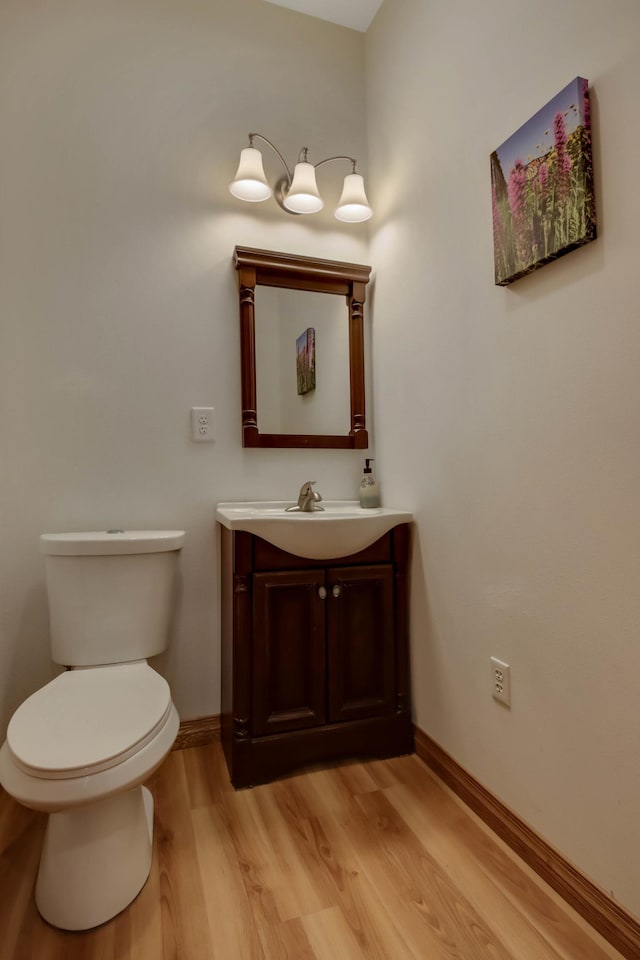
327 565 395 722
252 570 326 736
220 525 413 788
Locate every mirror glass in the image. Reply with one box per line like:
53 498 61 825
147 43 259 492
255 287 349 436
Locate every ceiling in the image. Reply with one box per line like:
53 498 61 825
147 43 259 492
262 0 384 32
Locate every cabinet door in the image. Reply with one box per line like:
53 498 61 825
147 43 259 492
252 570 326 736
327 565 395 722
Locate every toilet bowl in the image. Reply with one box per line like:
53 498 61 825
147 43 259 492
0 530 184 930
0 662 179 930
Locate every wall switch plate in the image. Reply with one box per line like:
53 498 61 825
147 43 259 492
490 656 511 706
191 407 215 442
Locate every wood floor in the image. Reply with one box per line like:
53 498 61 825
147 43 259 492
0 743 625 960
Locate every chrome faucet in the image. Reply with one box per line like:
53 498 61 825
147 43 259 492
286 480 324 513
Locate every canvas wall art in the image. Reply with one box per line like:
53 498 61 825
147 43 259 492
296 327 316 395
490 76 596 286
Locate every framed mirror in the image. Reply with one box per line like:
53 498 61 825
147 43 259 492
234 246 371 449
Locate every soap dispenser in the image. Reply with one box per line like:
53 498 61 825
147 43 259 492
359 458 380 508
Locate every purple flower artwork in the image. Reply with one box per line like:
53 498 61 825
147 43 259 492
490 77 596 286
296 327 316 395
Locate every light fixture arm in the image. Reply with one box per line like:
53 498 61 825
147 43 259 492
248 133 294 186
314 156 358 174
245 136 359 181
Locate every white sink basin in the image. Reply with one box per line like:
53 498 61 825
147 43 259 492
216 500 413 560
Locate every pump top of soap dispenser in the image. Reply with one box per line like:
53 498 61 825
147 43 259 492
364 458 374 474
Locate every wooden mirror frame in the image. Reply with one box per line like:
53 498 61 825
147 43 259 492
234 246 371 449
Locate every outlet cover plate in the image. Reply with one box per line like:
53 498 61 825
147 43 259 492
191 407 215 442
490 656 511 706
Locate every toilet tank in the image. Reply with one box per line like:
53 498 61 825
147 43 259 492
40 531 186 667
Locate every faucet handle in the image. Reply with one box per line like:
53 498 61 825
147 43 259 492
294 479 324 512
301 480 322 501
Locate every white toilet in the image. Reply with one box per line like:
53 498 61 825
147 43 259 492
0 529 185 931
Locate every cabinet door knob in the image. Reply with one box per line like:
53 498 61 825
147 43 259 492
318 586 327 600
332 584 342 598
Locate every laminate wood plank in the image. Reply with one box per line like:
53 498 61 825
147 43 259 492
259 915 318 960
384 779 568 960
270 767 411 956
333 759 384 798
351 787 522 959
357 755 413 790
0 744 628 960
269 766 422 958
419 756 626 960
0 796 44 960
191 803 266 960
215 786 322 958
16 902 116 960
292 754 418 811
282 763 377 819
302 905 370 959
113 785 164 960
250 782 335 921
269 772 392 943
301 808 424 959
220 784 291 927
153 751 214 960
224 782 330 924
275 769 421 960
385 759 623 960
270 773 317 825
182 739 233 809
321 784 518 960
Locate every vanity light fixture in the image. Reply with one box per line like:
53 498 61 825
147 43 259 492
229 133 373 223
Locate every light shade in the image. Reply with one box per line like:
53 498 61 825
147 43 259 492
283 162 324 214
229 147 272 202
334 173 373 222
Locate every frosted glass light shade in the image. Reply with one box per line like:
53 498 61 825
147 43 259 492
283 162 323 214
334 173 373 222
229 147 272 202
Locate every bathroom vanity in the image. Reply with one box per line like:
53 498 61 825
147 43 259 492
217 502 413 788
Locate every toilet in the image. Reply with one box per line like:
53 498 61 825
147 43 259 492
0 529 185 931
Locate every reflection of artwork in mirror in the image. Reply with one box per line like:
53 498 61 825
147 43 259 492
296 328 315 396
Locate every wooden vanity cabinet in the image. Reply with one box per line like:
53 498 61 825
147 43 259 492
220 524 413 788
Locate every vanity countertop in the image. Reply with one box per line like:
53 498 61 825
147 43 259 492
216 500 413 560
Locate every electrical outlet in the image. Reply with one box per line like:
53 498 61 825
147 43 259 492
490 657 511 706
191 407 215 443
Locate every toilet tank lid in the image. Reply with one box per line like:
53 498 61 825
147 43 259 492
40 530 186 556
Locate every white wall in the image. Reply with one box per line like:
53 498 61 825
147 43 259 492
367 0 640 919
0 0 370 732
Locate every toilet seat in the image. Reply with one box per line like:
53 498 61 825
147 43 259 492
7 662 172 780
